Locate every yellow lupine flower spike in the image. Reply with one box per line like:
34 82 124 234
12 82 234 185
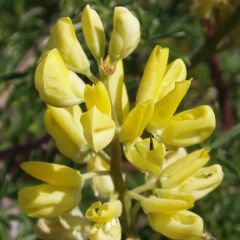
119 100 154 142
82 5 106 60
160 148 210 188
86 200 122 223
106 60 129 123
45 105 88 162
136 46 169 103
18 162 82 218
124 137 165 174
108 7 140 62
148 210 203 239
84 82 112 115
80 106 115 152
178 164 224 200
161 105 216 147
35 49 85 107
89 219 121 240
20 161 82 188
50 17 90 75
148 80 191 131
141 189 194 214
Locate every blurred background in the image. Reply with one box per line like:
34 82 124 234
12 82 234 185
0 0 240 239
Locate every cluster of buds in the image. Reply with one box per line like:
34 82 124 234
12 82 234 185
18 5 223 240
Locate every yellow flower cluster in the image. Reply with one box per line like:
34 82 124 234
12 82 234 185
18 4 223 240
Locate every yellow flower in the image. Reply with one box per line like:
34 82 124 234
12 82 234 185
148 210 203 239
87 154 114 199
108 7 140 61
105 60 129 124
82 5 106 60
124 137 165 174
81 82 115 152
86 200 122 223
160 105 216 147
89 219 121 240
35 49 85 107
119 100 154 142
160 148 210 188
141 189 195 214
18 161 82 218
177 164 224 200
50 17 90 75
45 105 88 162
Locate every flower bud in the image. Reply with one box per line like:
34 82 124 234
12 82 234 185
84 82 112 115
45 105 88 162
106 60 129 123
50 17 90 74
82 5 105 60
86 201 122 223
141 189 194 214
136 46 169 103
89 219 121 240
119 100 154 142
148 210 203 239
108 7 140 61
18 162 82 218
178 164 224 200
87 154 114 199
124 137 165 174
35 49 86 107
160 105 216 147
81 106 115 152
160 148 210 188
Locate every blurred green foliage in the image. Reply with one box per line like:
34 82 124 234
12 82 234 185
0 0 240 239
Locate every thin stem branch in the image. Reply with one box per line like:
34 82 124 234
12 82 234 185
132 182 157 194
82 170 110 181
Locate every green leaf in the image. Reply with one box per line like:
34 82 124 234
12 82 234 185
211 124 240 150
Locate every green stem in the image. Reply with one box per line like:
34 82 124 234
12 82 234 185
82 171 110 181
85 71 99 84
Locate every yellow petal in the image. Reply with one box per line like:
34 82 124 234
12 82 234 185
81 107 115 152
160 105 216 147
89 219 121 240
84 82 112 115
18 184 81 218
148 210 203 239
119 100 154 142
45 106 88 162
147 80 191 131
178 164 224 200
136 46 169 103
124 138 165 174
86 201 122 223
106 60 129 123
160 148 210 188
35 49 85 107
21 161 82 188
141 189 194 214
82 5 105 60
158 58 187 100
50 17 90 74
108 7 140 61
